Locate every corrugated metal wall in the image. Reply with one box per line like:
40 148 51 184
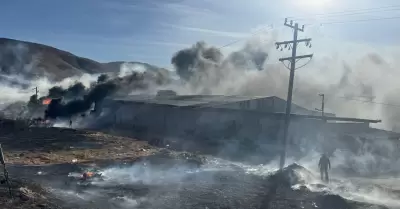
108 100 299 142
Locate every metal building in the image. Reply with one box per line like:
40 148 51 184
96 94 385 143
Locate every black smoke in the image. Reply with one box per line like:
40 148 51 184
86 82 117 103
67 82 86 97
170 41 269 94
171 41 223 81
45 81 117 119
171 41 270 81
48 86 65 98
47 82 86 99
97 74 109 83
43 69 170 119
45 98 91 119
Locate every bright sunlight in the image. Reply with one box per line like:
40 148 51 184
295 0 333 10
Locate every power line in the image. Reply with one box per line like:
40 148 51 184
315 15 400 25
217 4 400 50
218 16 400 51
218 7 400 49
288 5 400 20
294 8 400 23
294 58 313 70
304 94 400 108
336 96 400 108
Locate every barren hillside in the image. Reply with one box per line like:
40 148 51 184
0 38 170 83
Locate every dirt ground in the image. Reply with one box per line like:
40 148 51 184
0 178 67 209
0 119 161 208
0 119 392 209
0 125 158 165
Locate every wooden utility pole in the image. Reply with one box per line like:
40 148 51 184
315 93 325 117
33 87 38 98
276 18 313 170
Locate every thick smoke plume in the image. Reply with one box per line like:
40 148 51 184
0 30 398 131
171 41 223 81
45 80 118 119
170 40 271 94
167 31 400 131
167 34 400 189
44 69 171 119
47 82 86 99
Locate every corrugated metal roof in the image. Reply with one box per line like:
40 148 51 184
110 95 267 107
108 95 337 116
106 95 381 123
109 95 335 117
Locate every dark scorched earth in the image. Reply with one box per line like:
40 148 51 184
5 151 391 209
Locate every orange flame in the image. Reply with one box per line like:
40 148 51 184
42 98 52 105
83 172 94 178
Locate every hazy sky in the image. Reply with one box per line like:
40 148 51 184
2 0 400 67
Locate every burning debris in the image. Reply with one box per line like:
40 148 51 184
42 70 171 120
42 98 51 105
44 82 117 119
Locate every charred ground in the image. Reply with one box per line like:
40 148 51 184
0 119 393 209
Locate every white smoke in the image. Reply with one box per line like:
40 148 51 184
140 28 399 132
119 63 147 78
98 162 195 186
0 73 99 105
3 31 399 130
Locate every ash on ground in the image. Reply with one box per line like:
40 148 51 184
8 156 391 209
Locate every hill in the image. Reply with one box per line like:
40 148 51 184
0 38 169 83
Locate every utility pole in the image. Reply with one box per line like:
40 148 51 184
33 87 38 98
315 93 325 117
276 18 313 170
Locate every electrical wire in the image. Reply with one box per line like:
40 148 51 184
303 93 400 108
293 9 400 23
316 15 400 25
335 96 400 107
213 4 400 51
288 5 400 20
295 57 313 70
213 6 400 109
218 7 400 49
282 62 290 70
280 56 313 70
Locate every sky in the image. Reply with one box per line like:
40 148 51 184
2 0 400 68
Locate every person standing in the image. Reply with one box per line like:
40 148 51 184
318 153 331 182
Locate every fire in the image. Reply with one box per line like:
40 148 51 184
82 171 95 179
42 98 52 105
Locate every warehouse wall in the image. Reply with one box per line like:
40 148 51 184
101 100 328 146
212 96 332 116
98 100 387 161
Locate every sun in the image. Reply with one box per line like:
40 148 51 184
295 0 333 10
